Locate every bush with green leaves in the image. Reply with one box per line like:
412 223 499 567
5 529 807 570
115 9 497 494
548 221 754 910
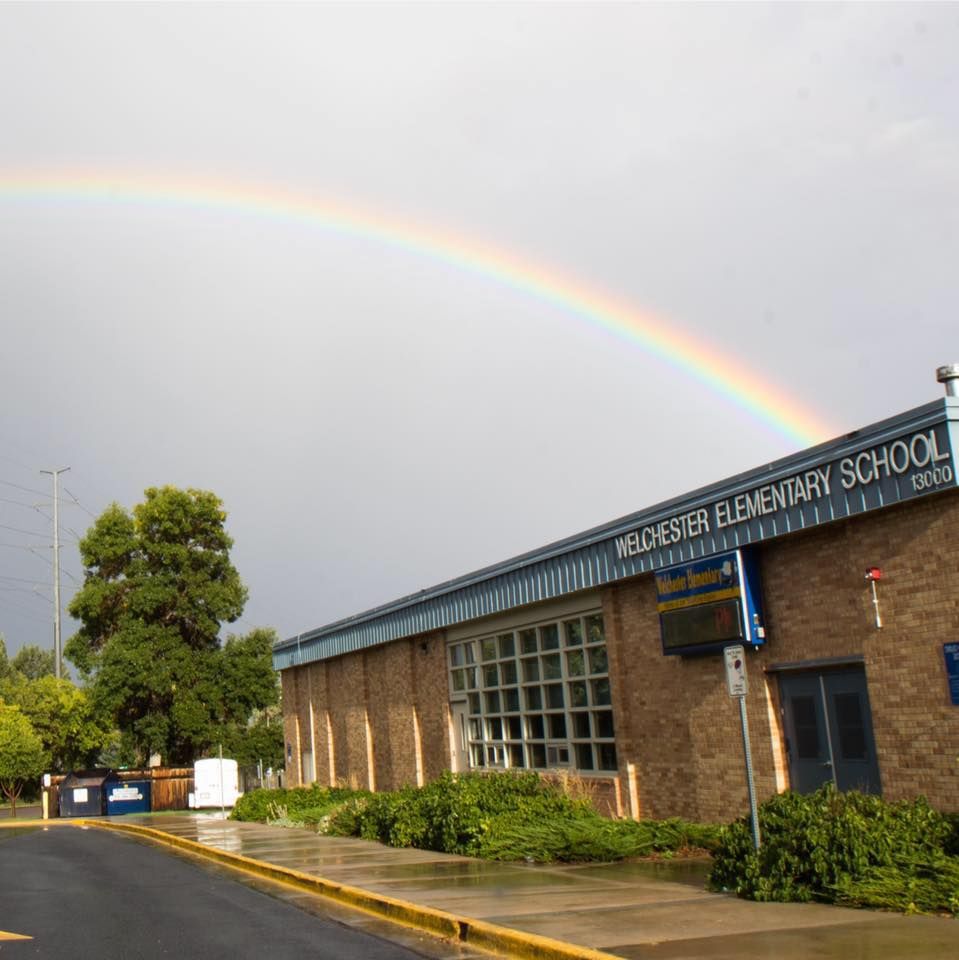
709 785 959 915
325 771 720 862
327 771 582 855
231 783 360 823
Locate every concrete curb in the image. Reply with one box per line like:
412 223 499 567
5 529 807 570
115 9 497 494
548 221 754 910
79 819 622 960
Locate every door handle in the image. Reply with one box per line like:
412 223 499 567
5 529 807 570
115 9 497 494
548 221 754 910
821 761 833 767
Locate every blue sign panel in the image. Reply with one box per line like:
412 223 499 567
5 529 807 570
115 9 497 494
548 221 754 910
656 549 765 656
944 643 959 706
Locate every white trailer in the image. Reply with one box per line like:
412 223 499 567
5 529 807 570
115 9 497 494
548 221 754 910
190 757 241 809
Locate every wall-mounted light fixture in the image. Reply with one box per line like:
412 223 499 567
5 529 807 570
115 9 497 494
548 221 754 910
864 567 883 628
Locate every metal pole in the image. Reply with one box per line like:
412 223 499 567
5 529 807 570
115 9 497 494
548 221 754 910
40 466 69 680
218 743 225 818
739 695 761 851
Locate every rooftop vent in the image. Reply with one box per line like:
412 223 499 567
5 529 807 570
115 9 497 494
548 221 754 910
936 364 959 397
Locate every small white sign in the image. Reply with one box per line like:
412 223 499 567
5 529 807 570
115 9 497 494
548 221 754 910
109 787 142 801
724 644 748 697
73 788 89 803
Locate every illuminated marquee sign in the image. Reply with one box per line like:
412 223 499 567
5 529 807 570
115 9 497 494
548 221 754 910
656 550 765 656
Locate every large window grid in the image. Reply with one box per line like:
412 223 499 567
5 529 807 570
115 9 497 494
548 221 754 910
448 613 617 774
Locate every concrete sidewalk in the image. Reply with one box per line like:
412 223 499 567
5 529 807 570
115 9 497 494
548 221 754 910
108 813 957 959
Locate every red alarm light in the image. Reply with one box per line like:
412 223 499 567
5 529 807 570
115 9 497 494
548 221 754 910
864 567 882 582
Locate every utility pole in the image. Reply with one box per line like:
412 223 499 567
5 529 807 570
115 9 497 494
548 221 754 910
40 466 70 680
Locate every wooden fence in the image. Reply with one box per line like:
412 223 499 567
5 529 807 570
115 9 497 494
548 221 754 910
48 767 194 817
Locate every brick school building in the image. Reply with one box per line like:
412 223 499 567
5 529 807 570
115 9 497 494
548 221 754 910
275 369 959 821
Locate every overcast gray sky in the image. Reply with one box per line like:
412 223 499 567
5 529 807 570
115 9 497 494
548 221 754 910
1 3 956 656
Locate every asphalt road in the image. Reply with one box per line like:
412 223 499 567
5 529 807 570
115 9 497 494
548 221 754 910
0 826 432 959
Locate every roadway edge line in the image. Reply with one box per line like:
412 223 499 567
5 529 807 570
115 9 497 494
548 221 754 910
77 819 622 960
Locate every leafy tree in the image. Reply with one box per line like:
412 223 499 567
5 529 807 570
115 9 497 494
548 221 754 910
0 705 47 816
1 675 109 772
0 635 11 681
219 705 284 771
65 486 278 766
10 644 56 680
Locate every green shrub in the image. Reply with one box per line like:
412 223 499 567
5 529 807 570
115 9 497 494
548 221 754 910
709 785 959 915
231 784 360 823
479 813 721 862
324 770 718 863
327 771 583 855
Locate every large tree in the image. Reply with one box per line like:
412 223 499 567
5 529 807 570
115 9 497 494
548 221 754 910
0 705 47 816
66 486 266 766
10 644 56 680
0 674 109 772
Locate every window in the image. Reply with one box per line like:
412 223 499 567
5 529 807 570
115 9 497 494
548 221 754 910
447 611 617 774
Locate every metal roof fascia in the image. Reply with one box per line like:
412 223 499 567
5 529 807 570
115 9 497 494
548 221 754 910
275 399 955 667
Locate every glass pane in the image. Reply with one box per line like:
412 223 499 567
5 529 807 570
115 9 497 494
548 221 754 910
526 715 545 739
591 678 611 705
452 670 465 691
540 624 560 650
548 714 567 738
525 686 542 710
530 743 547 768
546 683 565 709
507 716 522 739
469 718 482 739
519 629 537 654
468 693 480 715
575 743 594 770
485 690 501 713
588 646 609 675
569 681 588 708
834 693 867 761
598 743 618 770
481 638 497 662
449 645 463 667
483 664 499 688
464 642 476 664
501 660 518 685
487 716 503 739
566 650 585 676
509 744 525 768
792 695 820 759
465 667 477 689
487 745 503 766
564 619 584 646
572 712 591 738
471 745 485 767
594 711 615 738
522 658 540 682
498 633 515 658
585 614 605 644
542 654 562 680
504 688 520 712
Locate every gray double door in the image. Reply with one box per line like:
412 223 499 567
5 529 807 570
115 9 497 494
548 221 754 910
779 667 881 795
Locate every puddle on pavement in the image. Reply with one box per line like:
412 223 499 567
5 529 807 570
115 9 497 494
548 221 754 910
0 825 43 841
559 858 711 889
615 918 959 960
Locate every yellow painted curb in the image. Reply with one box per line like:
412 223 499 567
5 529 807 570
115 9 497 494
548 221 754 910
79 819 621 960
0 819 70 828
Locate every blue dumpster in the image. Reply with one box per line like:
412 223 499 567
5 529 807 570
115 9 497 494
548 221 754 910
59 769 121 817
105 779 152 815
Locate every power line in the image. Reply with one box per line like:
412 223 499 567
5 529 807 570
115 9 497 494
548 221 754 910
0 574 53 586
0 478 49 498
62 486 98 519
0 522 51 539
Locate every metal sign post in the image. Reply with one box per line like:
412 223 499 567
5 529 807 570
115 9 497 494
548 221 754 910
724 644 761 851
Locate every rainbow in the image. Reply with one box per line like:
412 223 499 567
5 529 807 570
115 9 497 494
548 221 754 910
0 171 834 446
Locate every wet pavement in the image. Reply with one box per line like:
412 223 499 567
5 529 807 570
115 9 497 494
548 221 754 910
118 814 958 959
